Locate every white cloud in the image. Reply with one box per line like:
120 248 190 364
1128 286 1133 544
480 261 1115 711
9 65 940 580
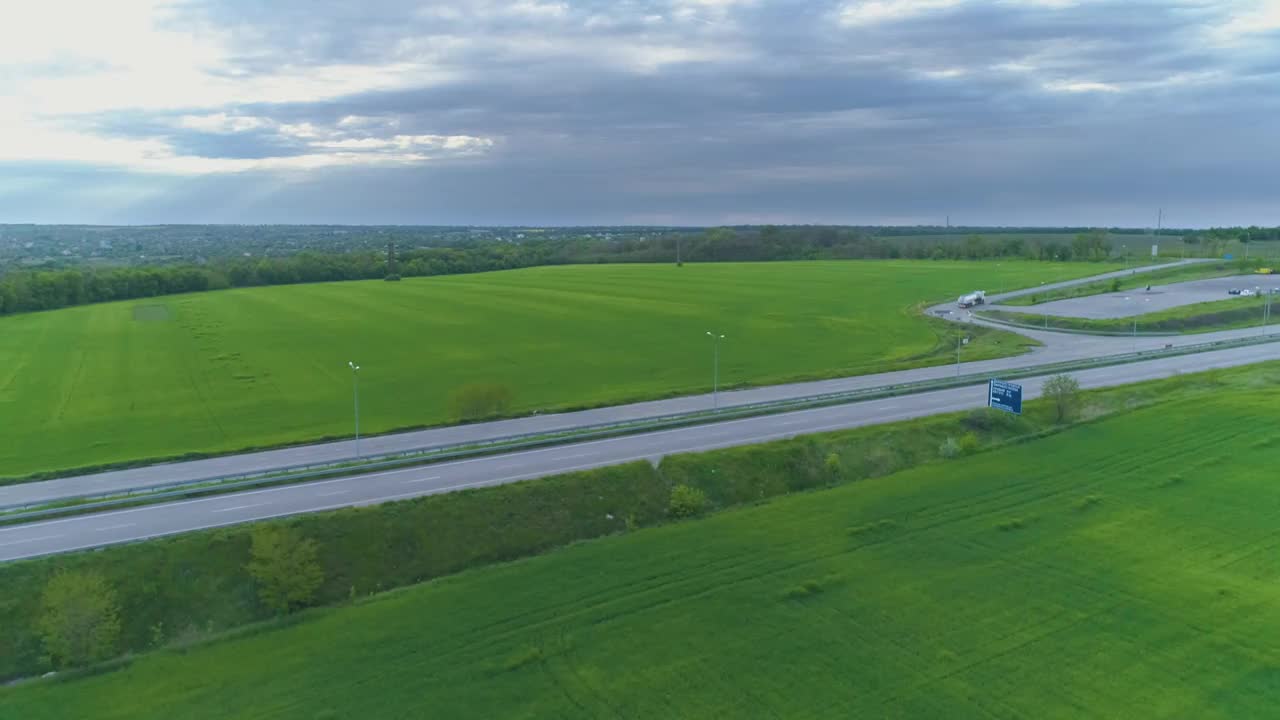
1043 79 1121 93
838 0 965 26
1209 0 1280 44
0 0 468 175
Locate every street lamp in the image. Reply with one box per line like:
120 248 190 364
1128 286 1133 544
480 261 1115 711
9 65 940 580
348 361 361 459
706 331 725 409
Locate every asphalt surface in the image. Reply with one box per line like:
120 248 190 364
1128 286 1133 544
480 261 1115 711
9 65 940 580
987 274 1280 319
0 259 1250 511
5 337 1280 562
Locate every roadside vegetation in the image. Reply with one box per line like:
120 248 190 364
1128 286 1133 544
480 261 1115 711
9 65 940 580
5 363 1280 717
0 260 1099 480
0 361 1272 692
983 293 1275 335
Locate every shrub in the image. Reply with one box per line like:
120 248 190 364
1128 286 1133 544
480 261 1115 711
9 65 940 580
448 382 515 421
1110 278 1121 292
248 525 324 614
939 437 960 459
824 452 842 476
384 274 402 282
668 484 710 519
957 432 981 456
37 570 121 668
1043 374 1082 423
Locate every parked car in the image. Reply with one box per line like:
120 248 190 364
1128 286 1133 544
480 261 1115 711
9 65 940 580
1228 288 1241 295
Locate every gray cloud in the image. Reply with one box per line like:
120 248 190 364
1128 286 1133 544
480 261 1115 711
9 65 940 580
5 0 1279 225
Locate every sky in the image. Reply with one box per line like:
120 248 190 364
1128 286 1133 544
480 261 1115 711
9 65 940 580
0 0 1277 227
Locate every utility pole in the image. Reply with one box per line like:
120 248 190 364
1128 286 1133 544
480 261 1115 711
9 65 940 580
348 361 361 459
706 332 724 408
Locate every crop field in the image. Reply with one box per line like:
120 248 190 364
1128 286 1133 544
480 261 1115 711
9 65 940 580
0 260 1101 478
8 389 1280 718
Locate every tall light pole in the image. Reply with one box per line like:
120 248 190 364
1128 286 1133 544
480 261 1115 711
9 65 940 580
706 331 724 409
348 361 361 459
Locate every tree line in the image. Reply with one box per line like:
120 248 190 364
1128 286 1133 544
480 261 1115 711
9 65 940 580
0 226 1229 317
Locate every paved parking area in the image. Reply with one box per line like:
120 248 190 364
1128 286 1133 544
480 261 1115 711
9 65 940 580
988 275 1280 319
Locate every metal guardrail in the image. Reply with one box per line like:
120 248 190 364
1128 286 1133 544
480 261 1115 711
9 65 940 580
6 329 1280 524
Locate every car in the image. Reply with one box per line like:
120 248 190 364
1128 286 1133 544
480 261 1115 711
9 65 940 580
1228 288 1241 295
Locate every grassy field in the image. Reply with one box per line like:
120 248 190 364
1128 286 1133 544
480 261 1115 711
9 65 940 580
984 294 1274 335
0 260 1103 479
9 382 1280 718
999 260 1246 307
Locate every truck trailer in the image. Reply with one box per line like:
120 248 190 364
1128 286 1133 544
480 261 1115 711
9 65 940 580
957 290 986 308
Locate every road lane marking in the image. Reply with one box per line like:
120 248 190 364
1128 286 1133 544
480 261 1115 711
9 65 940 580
0 534 63 547
403 475 443 485
212 502 269 513
318 489 351 497
95 523 136 532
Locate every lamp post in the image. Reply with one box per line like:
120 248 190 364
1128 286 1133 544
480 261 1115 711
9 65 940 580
706 331 724 409
348 361 361 459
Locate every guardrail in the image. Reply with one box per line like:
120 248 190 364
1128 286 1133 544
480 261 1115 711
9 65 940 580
6 329 1280 524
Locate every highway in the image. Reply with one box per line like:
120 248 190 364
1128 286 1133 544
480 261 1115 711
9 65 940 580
4 337 1280 562
0 260 1247 510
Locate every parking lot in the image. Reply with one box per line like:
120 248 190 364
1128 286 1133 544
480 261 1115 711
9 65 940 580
988 275 1280 319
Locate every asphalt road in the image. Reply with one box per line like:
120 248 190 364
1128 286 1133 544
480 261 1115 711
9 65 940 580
0 259 1255 511
4 338 1280 562
987 274 1280 319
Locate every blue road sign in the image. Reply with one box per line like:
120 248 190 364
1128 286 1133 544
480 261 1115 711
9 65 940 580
988 379 1023 415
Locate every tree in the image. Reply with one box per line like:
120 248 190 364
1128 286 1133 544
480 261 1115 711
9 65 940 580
448 382 515 421
37 570 122 668
247 525 324 614
1043 374 1082 423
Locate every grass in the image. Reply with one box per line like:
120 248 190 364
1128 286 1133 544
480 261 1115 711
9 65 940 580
999 260 1247 306
9 378 1280 717
0 260 1103 479
983 294 1274 335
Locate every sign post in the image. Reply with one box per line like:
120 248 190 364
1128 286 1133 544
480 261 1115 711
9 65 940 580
988 379 1023 415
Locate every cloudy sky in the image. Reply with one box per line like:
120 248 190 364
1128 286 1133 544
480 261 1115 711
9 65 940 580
1 0 1278 227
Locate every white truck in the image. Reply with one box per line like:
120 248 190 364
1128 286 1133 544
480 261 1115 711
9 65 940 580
957 290 986 308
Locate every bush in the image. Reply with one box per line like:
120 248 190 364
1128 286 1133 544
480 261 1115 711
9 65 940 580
939 437 960 459
668 484 710 519
448 382 515 421
1043 374 1082 423
37 570 121 668
384 274 402 282
824 452 842 476
248 525 324 614
1110 278 1121 292
957 432 981 456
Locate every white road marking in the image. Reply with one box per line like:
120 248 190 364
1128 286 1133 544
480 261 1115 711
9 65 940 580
403 475 443 485
317 489 351 497
212 502 269 513
0 534 62 547
95 523 136 532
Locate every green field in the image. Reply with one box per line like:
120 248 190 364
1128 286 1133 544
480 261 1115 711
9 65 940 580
0 260 1102 478
9 387 1280 718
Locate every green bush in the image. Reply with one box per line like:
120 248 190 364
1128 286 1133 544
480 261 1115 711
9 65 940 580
939 437 961 459
824 452 842 476
37 570 121 669
669 485 710 519
247 526 324 614
957 432 981 456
